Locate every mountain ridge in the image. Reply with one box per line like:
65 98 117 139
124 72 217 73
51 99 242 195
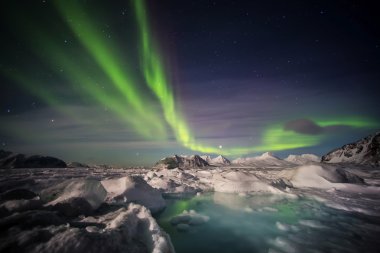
322 132 380 165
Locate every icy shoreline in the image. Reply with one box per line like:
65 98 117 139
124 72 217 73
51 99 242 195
1 161 380 252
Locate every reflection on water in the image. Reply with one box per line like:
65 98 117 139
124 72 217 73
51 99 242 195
156 193 380 253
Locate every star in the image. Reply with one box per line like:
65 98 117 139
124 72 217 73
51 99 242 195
0 0 378 168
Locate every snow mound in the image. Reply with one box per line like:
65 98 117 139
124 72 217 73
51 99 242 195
0 204 174 253
279 165 340 188
45 179 107 210
101 176 166 213
100 204 174 253
285 154 320 164
148 177 180 192
212 171 282 193
279 165 365 189
50 197 94 217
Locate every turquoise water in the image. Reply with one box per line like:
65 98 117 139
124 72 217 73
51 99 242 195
156 193 380 253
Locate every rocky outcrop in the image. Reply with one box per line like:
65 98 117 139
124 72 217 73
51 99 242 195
322 132 380 165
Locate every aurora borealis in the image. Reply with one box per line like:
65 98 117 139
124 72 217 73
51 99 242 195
0 0 379 165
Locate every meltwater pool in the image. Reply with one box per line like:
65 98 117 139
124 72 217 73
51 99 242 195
156 192 380 253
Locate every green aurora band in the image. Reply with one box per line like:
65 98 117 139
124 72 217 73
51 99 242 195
3 0 168 140
55 0 168 139
2 0 378 156
132 0 378 155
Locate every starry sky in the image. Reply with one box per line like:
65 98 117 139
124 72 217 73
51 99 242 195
0 0 379 166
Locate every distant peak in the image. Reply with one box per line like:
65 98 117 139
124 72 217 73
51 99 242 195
259 152 276 158
284 154 320 164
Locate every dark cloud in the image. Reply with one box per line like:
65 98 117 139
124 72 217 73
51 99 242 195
284 119 324 135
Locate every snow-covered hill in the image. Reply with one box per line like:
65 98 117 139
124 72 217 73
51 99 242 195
322 132 380 165
232 152 294 167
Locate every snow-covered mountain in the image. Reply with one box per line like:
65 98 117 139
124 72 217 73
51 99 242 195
285 154 320 164
232 152 294 167
200 155 231 165
321 132 380 165
200 155 212 163
155 155 209 169
212 155 231 165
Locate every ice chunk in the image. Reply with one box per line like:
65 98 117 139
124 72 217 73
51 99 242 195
0 204 174 253
170 209 209 227
270 236 297 253
101 176 166 213
276 221 290 231
299 219 327 229
45 179 107 210
176 223 190 232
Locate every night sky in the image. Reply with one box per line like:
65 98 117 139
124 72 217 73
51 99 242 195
0 0 379 166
